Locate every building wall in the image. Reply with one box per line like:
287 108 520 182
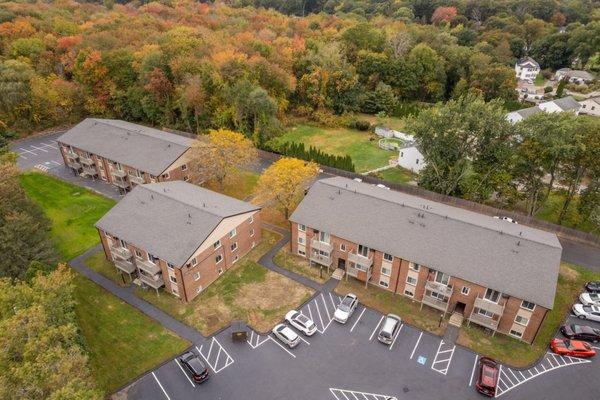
579 100 600 116
398 146 425 173
290 221 549 343
97 211 261 303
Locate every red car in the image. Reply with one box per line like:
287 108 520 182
475 357 499 397
550 338 596 358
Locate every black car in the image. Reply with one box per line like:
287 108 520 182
179 351 209 383
585 281 600 293
561 324 600 343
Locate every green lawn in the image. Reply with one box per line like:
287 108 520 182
74 273 189 394
356 113 406 131
372 166 416 185
19 172 115 260
534 74 546 86
136 229 314 335
273 124 395 172
204 170 259 201
85 250 130 287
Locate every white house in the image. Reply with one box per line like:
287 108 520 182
579 97 600 117
398 142 425 173
506 96 581 124
506 106 543 124
555 68 596 84
515 57 540 82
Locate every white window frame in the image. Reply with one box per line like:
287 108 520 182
214 240 221 250
461 286 470 296
383 253 393 262
477 308 495 318
230 242 238 252
509 329 523 339
514 315 529 326
249 215 254 224
181 164 187 171
340 243 346 251
229 228 237 238
484 288 501 303
162 172 170 179
191 257 197 266
379 279 389 288
148 253 159 265
406 276 417 286
194 272 201 281
167 263 174 270
404 289 414 298
215 254 223 264
196 286 203 294
409 262 420 272
381 265 391 277
357 244 369 257
298 236 305 245
521 300 535 311
298 249 306 256
169 276 177 284
135 250 143 259
171 287 179 296
250 228 255 237
298 224 306 232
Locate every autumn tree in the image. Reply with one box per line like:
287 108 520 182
188 129 257 189
431 7 458 25
253 157 319 219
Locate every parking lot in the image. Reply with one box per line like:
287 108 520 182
118 291 600 400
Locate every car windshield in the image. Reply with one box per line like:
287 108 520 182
573 325 582 333
339 297 353 311
296 314 310 326
592 294 600 301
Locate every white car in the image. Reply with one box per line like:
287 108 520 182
572 304 600 322
285 310 317 336
272 323 300 348
334 293 358 324
580 292 600 306
493 216 518 224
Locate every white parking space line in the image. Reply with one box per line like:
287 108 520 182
389 324 403 350
247 331 270 349
298 335 311 346
321 293 332 320
369 315 384 341
152 372 171 400
34 164 49 172
350 308 366 332
329 387 392 400
410 332 423 359
18 154 28 159
328 292 337 309
174 359 195 387
19 147 37 156
197 338 234 374
312 301 325 333
40 142 58 149
30 145 49 153
268 335 296 358
51 160 61 166
469 355 478 386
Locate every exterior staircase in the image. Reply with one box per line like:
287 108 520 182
449 312 464 327
332 268 345 280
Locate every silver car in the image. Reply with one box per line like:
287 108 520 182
272 323 300 348
334 293 358 324
378 314 402 345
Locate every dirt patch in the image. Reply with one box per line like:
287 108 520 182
187 295 233 333
560 264 580 282
235 271 312 310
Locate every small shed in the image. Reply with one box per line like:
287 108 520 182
231 320 248 342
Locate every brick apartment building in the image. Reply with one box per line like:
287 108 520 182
290 177 563 343
57 118 194 194
95 181 261 302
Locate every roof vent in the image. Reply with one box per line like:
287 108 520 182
188 213 191 218
150 194 154 200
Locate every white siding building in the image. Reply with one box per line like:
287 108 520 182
515 57 540 82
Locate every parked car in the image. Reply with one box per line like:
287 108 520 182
378 314 402 345
560 324 600 343
550 338 596 358
285 310 317 336
272 323 300 348
333 293 358 324
179 351 209 383
475 357 499 397
585 281 600 293
572 304 600 322
579 292 600 306
493 216 518 224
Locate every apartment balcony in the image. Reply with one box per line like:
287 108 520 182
346 265 360 277
425 280 454 297
348 252 373 268
81 164 98 177
129 175 144 185
114 259 136 274
64 149 78 160
136 259 162 275
67 161 82 170
139 273 165 289
112 178 130 189
422 293 450 313
79 155 94 166
309 252 332 267
468 312 500 331
310 239 333 253
111 169 127 178
110 245 132 260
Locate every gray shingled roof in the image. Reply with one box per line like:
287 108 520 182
517 57 540 68
57 119 193 175
290 177 562 309
552 96 582 112
95 181 260 266
557 68 596 81
516 105 543 118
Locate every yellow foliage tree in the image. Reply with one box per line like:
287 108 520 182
188 129 257 188
253 157 319 219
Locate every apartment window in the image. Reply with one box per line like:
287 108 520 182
383 253 393 262
406 276 417 286
215 254 223 264
148 253 159 264
184 176 190 182
233 255 239 263
250 228 255 237
484 288 501 303
298 224 306 232
194 272 201 281
433 270 450 286
119 239 127 248
99 163 104 171
298 249 306 256
521 300 535 311
404 289 414 298
218 268 224 275
340 243 346 251
181 164 187 171
357 244 369 257
477 308 495 318
172 287 179 296
229 228 237 238
230 242 238 252
298 236 305 245
381 265 391 277
515 315 529 326
115 162 123 171
249 215 254 224
162 172 170 179
214 240 221 249
196 286 203 294
167 263 174 270
135 250 142 259
191 258 197 266
461 286 470 296
379 280 389 288
509 329 523 339
409 262 420 272
319 231 330 243
169 276 177 284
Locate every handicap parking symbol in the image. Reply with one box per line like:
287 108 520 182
417 356 427 365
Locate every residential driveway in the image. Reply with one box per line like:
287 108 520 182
117 293 600 400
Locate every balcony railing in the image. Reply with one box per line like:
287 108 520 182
114 259 136 274
111 169 127 178
139 273 164 289
129 175 144 185
110 245 132 260
348 252 373 268
468 312 500 331
81 164 98 176
64 150 78 159
67 161 82 170
422 294 450 313
136 259 161 275
79 155 94 165
112 178 130 189
425 280 454 297
309 252 332 266
474 296 505 316
310 239 333 253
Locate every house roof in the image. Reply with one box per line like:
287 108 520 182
290 177 562 309
95 181 260 266
582 96 600 105
57 119 194 176
517 57 540 68
551 96 581 111
515 105 543 119
556 68 596 81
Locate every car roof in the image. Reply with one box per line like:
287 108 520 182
280 326 298 337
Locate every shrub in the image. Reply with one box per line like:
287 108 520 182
347 119 372 131
264 141 356 172
544 86 553 93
